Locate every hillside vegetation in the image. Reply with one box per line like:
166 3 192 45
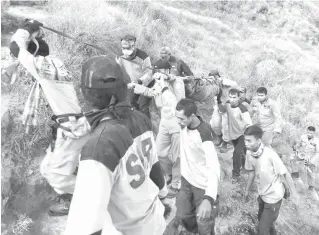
1 1 319 235
45 0 319 144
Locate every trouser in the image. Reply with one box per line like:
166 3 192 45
40 127 90 195
231 135 246 177
131 94 152 118
257 196 282 235
156 118 181 189
221 113 230 142
307 167 316 187
176 177 219 235
262 129 274 146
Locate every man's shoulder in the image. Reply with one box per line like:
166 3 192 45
169 55 178 63
119 109 153 138
263 146 281 160
267 98 278 106
238 103 249 113
196 120 213 142
240 101 251 110
81 120 134 172
244 98 251 104
135 48 149 60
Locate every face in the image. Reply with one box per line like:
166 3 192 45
239 90 246 100
121 40 135 56
244 135 261 151
161 53 170 61
175 109 192 129
257 92 267 103
157 68 170 77
307 130 315 139
229 93 240 107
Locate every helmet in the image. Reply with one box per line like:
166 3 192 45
153 59 171 70
81 56 130 109
81 56 130 89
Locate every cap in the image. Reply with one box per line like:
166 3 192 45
81 56 130 89
121 34 136 42
153 59 171 70
208 70 220 77
160 46 171 56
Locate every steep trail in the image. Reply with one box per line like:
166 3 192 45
1 2 319 235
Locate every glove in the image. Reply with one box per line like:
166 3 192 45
153 72 169 81
132 83 147 95
22 19 43 34
158 183 168 199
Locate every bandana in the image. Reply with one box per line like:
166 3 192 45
248 143 265 158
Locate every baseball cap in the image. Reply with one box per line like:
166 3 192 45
154 59 171 70
81 56 130 89
208 70 220 77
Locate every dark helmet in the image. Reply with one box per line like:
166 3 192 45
153 59 171 70
81 56 130 109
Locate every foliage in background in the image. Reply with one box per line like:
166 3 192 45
1 0 319 234
44 0 319 142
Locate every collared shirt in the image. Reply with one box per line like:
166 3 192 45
299 134 319 159
245 146 288 203
253 98 282 133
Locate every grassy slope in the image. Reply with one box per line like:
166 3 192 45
46 0 319 142
1 0 319 234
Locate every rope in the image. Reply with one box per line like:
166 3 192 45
41 26 177 79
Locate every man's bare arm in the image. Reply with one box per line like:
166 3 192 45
282 172 297 195
245 170 255 194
